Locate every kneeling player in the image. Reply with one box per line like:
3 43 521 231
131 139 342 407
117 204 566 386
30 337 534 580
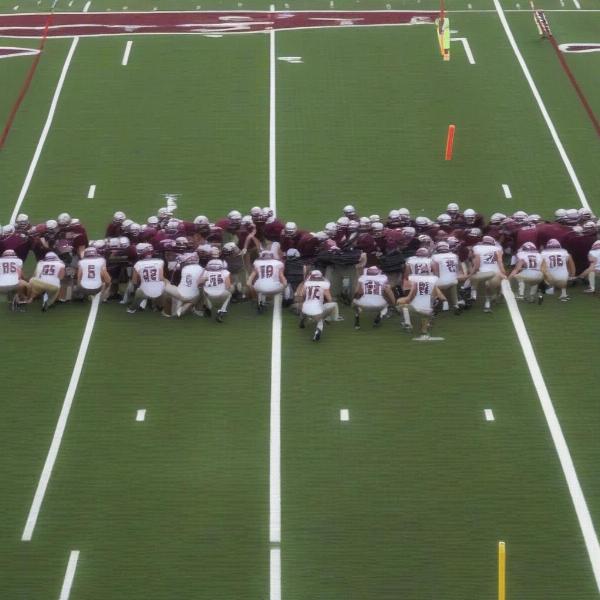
248 250 287 313
396 266 445 341
76 247 111 300
509 242 543 303
164 253 205 318
0 249 29 309
431 241 464 313
296 270 341 342
467 236 506 313
577 240 600 293
28 251 65 311
128 244 165 313
202 259 232 323
541 239 574 302
352 266 395 329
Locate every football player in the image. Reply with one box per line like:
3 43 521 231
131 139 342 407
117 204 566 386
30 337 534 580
128 244 166 313
431 240 464 312
295 270 341 342
201 258 232 322
541 239 575 301
466 235 506 312
578 240 600 293
76 246 111 300
352 265 395 329
396 264 445 340
0 249 29 309
27 251 65 311
509 242 543 303
163 252 205 317
248 250 287 313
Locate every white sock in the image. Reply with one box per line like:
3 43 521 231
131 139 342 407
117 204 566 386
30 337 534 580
402 307 412 326
518 281 525 296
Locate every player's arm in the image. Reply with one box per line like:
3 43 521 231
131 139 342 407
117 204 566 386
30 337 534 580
431 259 440 277
383 284 395 305
101 266 112 284
57 266 65 281
577 256 597 279
278 266 287 286
247 267 257 286
466 255 480 277
294 281 305 304
323 288 333 302
434 285 446 302
496 251 507 277
224 274 232 289
354 282 364 299
509 259 524 278
132 268 140 285
567 254 576 278
77 265 83 285
397 283 416 305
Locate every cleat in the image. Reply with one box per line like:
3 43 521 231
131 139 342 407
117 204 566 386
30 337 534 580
413 334 445 342
257 301 265 314
560 295 571 302
515 294 525 300
216 310 226 323
126 307 137 314
192 308 205 317
354 315 360 330
373 314 382 327
312 328 321 342
537 293 544 305
401 322 413 332
204 307 212 317
583 288 595 294
41 293 49 312
299 316 306 329
483 300 492 313
161 311 172 318
453 305 462 316
139 299 148 310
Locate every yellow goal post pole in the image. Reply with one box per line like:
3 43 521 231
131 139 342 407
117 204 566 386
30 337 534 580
498 541 506 600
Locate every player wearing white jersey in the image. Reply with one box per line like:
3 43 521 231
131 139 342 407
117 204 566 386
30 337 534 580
247 251 287 313
202 259 232 323
296 270 341 342
77 247 111 300
128 248 166 313
541 239 575 301
509 242 543 303
431 241 464 313
0 249 28 309
352 266 395 329
397 266 445 340
28 252 65 311
163 253 205 318
577 240 600 293
467 236 506 313
403 248 432 291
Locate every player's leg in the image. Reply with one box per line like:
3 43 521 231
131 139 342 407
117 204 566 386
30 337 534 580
352 298 362 329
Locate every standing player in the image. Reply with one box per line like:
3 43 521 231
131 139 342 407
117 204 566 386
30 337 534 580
541 239 575 301
248 250 287 313
296 270 341 342
396 265 445 341
76 246 111 300
509 242 543 303
27 251 65 311
128 244 166 313
352 266 395 329
0 249 28 309
202 259 232 323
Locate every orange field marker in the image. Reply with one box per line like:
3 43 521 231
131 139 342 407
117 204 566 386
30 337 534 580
445 124 455 160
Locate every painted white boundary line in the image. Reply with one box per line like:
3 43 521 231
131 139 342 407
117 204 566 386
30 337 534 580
493 0 590 210
121 39 132 65
87 184 96 198
484 409 495 421
9 37 80 223
501 281 600 590
22 295 100 541
59 550 80 600
136 409 146 421
269 6 282 600
502 184 512 198
450 37 475 64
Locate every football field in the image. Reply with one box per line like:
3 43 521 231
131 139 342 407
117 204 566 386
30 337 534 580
1 0 600 598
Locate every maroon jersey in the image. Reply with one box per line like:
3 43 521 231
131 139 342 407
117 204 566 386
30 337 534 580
105 222 124 237
59 224 88 250
206 226 224 244
563 231 596 273
264 219 285 242
383 228 404 252
514 224 539 249
537 223 570 248
297 234 322 258
280 230 309 252
0 233 31 261
215 218 240 234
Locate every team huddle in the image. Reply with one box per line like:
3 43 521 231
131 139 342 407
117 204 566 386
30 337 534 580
0 203 598 341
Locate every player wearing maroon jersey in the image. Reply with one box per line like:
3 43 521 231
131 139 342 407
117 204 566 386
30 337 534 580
0 225 32 262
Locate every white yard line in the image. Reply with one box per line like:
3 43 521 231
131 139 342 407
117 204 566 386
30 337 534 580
269 5 282 600
572 0 581 9
493 0 590 210
501 282 600 591
136 409 146 421
59 550 80 600
83 0 91 11
484 409 495 421
22 295 100 541
340 409 350 421
502 184 512 199
450 37 475 64
87 184 96 199
121 39 132 66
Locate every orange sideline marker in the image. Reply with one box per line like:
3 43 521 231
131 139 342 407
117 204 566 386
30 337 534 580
445 124 455 160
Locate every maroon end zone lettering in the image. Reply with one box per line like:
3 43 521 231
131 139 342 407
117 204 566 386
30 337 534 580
558 43 600 54
0 10 436 38
0 46 40 58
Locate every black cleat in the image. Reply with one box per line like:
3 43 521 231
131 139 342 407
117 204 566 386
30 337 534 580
373 314 381 327
216 310 226 323
204 306 212 317
354 315 360 330
299 316 306 329
312 328 321 342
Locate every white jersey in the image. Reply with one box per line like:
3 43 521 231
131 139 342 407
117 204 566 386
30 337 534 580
254 258 284 284
178 264 204 299
541 249 569 278
432 252 459 286
0 256 23 286
302 279 331 316
473 244 501 273
406 256 432 276
204 268 230 295
79 257 106 289
34 259 64 288
409 274 438 314
516 251 542 277
134 258 165 298
588 248 600 272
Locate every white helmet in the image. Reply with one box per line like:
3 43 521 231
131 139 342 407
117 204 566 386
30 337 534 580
388 209 400 221
284 222 298 236
193 215 209 226
398 208 410 217
122 219 133 230
228 210 242 223
206 259 224 271
336 216 350 228
343 204 356 216
527 214 541 224
437 214 451 225
46 219 58 231
2 224 15 236
513 210 528 223
372 222 385 235
566 208 579 223
324 222 338 237
147 216 159 227
490 212 505 224
369 214 381 223
113 211 126 223
57 212 71 226
157 207 170 219
447 202 459 214
463 208 476 223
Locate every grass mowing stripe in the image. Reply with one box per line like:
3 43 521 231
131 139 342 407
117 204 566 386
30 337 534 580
493 0 590 210
59 550 80 600
269 6 282 600
21 295 100 541
501 280 600 592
